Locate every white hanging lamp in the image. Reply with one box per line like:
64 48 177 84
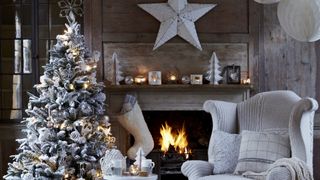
277 0 320 42
254 0 280 4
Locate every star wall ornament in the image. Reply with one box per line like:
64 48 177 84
138 0 216 51
58 0 83 17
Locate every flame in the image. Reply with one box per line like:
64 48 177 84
159 122 191 158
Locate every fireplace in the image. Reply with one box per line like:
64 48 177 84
141 111 212 180
105 85 251 178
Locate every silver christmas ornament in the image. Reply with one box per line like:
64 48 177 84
181 75 191 84
124 76 134 85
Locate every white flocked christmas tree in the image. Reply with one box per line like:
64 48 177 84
4 12 115 180
205 52 223 85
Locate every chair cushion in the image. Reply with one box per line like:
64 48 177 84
198 174 251 180
209 130 241 174
234 130 290 174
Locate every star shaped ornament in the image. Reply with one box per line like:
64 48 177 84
138 0 216 50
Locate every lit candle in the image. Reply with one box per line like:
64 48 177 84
135 75 146 84
169 75 177 81
129 165 140 176
167 74 178 84
242 78 251 84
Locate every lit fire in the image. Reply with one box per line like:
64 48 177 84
159 122 191 159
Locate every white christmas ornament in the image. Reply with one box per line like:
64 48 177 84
138 0 216 50
277 0 320 42
254 0 280 4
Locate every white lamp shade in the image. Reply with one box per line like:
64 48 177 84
277 0 320 42
254 0 280 4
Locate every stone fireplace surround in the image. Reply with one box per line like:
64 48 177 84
105 84 251 154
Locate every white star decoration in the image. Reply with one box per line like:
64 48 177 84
138 0 216 50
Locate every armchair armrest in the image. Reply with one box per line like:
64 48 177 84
203 100 237 133
181 160 213 180
289 98 318 170
266 167 292 180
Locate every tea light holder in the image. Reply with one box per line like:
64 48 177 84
134 75 146 84
190 74 203 85
242 78 251 84
148 71 162 85
129 165 140 176
167 74 178 84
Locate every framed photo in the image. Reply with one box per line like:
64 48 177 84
148 71 162 85
190 74 203 85
226 65 241 84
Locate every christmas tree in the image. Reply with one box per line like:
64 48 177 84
205 52 223 85
4 12 114 180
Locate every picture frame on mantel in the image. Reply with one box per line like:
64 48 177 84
226 65 241 84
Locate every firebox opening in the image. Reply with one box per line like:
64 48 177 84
133 111 212 180
143 111 212 152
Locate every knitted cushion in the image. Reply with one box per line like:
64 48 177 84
234 130 290 174
209 130 241 174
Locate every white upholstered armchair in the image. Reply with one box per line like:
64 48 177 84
181 90 318 180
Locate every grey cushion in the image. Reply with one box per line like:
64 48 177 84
209 130 241 174
234 130 290 174
198 174 251 180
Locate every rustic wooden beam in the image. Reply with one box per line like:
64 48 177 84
83 0 103 81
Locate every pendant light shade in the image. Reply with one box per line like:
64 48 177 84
277 0 320 42
254 0 280 4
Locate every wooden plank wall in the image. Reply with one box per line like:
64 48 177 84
260 4 317 98
1 0 320 178
101 0 254 86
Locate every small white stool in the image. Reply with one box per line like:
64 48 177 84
104 174 158 180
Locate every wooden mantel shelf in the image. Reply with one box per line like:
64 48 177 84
105 84 253 91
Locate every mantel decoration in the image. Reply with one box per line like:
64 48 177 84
277 0 320 42
138 0 216 50
226 65 241 84
205 52 223 85
106 52 124 85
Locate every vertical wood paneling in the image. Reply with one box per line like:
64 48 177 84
84 0 103 81
262 4 317 98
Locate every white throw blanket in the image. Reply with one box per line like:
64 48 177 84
242 157 313 180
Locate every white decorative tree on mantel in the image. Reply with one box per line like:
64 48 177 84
106 52 124 85
205 52 223 85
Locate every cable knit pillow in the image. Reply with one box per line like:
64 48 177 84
234 130 290 175
209 130 241 174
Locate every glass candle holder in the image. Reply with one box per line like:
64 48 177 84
134 75 146 84
167 74 178 84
